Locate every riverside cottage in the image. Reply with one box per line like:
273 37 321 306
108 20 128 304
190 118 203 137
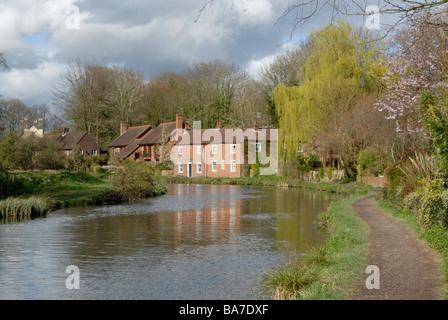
172 119 278 178
109 114 190 163
48 128 100 158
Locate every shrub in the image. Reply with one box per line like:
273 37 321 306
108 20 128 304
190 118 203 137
357 148 386 177
111 162 165 201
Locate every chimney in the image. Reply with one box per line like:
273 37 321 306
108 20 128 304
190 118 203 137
253 121 258 131
216 117 222 128
176 113 183 141
120 122 127 135
63 127 69 136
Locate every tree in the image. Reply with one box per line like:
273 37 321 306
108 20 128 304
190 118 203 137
275 0 448 36
274 21 384 160
375 13 448 153
54 58 147 148
257 45 312 126
0 52 8 71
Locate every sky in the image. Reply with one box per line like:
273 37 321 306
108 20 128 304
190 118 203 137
0 0 378 109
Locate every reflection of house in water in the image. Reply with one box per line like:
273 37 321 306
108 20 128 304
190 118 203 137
170 184 242 245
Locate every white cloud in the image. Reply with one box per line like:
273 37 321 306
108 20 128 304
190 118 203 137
237 0 274 27
0 60 67 106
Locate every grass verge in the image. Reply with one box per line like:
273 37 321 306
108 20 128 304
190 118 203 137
261 193 371 300
155 175 370 195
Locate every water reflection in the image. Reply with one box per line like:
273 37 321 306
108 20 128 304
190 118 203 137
0 184 342 300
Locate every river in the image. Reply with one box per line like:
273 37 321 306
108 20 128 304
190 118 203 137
0 184 342 300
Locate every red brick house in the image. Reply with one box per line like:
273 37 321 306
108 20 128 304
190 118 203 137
48 128 100 157
109 123 153 161
109 114 190 163
173 120 278 178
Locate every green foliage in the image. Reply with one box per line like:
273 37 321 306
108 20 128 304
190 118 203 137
68 145 85 171
420 91 448 185
357 148 386 177
0 196 50 219
111 162 166 201
275 20 384 160
297 154 321 169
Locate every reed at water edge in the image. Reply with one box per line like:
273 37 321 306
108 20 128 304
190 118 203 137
0 196 50 219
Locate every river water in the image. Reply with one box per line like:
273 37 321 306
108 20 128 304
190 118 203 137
0 184 342 300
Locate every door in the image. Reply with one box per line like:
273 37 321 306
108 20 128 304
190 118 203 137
188 163 192 178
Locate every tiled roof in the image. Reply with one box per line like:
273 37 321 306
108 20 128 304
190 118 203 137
109 125 152 147
138 122 177 145
174 128 278 145
47 132 87 150
117 140 140 159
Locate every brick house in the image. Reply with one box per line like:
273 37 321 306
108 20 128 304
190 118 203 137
109 114 190 163
109 123 153 161
173 120 278 178
48 128 100 157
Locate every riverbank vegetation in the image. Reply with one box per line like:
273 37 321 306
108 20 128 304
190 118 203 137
262 193 370 299
155 174 371 195
0 162 166 217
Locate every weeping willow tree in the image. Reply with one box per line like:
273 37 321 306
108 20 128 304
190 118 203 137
275 20 385 160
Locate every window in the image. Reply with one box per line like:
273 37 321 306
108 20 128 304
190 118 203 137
66 150 70 156
178 146 183 155
255 143 262 153
212 160 217 172
297 143 304 154
179 162 183 173
230 144 236 154
197 145 201 155
197 163 202 173
221 160 225 170
92 150 98 156
231 160 236 172
212 145 217 154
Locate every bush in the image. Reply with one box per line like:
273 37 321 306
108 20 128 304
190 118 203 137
357 148 386 177
417 192 448 230
111 162 166 201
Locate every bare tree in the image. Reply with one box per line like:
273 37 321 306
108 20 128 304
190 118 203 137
0 52 8 71
198 0 448 36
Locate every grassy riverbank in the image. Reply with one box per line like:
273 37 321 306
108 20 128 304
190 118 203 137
262 193 371 300
155 174 372 195
2 168 166 212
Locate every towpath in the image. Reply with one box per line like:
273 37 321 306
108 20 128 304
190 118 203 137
352 195 445 300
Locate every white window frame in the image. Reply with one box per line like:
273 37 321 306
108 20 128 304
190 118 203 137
197 145 201 155
179 162 183 173
178 146 183 155
197 162 202 173
255 143 262 153
230 144 236 154
221 160 225 170
230 160 236 172
212 145 217 155
66 150 70 156
212 160 217 172
92 150 98 156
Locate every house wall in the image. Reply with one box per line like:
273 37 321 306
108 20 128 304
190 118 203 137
174 143 242 178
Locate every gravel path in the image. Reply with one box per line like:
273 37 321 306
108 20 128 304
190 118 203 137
352 195 445 300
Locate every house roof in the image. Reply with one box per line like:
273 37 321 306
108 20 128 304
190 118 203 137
117 140 140 159
174 128 278 145
138 122 177 146
48 131 88 150
109 125 152 147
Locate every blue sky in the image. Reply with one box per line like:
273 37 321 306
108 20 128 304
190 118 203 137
0 0 377 109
